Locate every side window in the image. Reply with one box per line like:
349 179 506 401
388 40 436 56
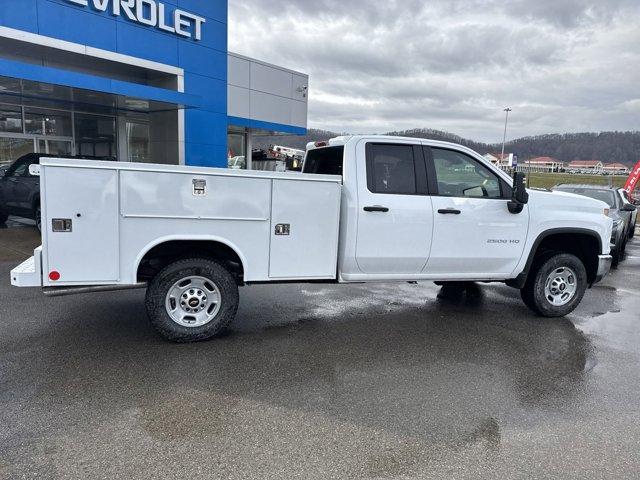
431 148 502 198
366 144 417 195
8 161 29 178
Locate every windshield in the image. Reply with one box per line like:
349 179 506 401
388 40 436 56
303 146 344 176
556 188 616 207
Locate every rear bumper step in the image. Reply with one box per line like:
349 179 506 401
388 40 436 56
10 247 42 287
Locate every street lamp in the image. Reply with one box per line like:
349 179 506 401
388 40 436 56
501 107 512 166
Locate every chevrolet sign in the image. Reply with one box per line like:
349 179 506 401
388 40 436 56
66 0 206 41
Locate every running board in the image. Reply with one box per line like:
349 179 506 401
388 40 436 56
43 283 147 297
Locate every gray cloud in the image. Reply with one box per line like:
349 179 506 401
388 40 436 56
229 0 640 142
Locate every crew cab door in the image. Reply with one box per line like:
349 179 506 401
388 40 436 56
424 147 529 276
355 141 434 274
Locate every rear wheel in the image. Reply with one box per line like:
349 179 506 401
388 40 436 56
520 253 587 317
34 204 41 232
145 258 239 343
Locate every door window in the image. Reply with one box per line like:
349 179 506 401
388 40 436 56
430 148 502 198
366 144 417 195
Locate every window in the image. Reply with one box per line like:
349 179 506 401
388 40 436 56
126 121 150 163
555 188 616 208
24 108 72 137
366 144 417 194
227 132 246 169
0 105 23 133
0 138 34 167
7 158 30 177
303 146 344 176
431 148 502 198
75 114 116 159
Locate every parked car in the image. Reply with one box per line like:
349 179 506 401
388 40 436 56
13 136 613 343
619 189 638 238
552 184 635 267
0 153 114 231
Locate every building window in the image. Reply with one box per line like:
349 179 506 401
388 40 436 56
126 121 150 163
228 131 246 169
75 113 116 159
0 105 23 133
24 108 72 137
0 137 34 167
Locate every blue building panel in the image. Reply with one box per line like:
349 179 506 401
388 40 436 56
37 0 118 51
184 73 227 113
0 0 305 168
0 0 38 33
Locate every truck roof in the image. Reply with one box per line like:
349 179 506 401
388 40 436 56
554 184 619 190
306 135 481 152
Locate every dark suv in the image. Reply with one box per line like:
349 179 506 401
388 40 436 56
0 153 114 231
552 184 636 267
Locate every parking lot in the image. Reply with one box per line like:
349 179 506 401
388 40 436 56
1 225 639 479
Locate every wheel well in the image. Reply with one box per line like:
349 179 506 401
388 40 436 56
533 233 600 284
137 240 245 284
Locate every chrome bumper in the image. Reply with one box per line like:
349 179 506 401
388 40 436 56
594 254 613 284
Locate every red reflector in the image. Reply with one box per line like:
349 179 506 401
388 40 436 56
49 271 61 281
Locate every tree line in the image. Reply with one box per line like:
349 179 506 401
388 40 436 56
255 128 640 167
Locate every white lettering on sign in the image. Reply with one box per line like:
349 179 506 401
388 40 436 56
65 0 206 41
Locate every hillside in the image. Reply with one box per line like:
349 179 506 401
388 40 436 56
254 128 640 167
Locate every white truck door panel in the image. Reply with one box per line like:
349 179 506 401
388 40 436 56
425 147 528 276
43 166 119 283
426 197 529 275
269 179 341 279
355 141 433 275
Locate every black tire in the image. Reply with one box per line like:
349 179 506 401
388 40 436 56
145 258 239 343
34 204 41 232
0 207 7 224
520 253 587 317
630 223 636 239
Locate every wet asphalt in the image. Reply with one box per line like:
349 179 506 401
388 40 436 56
1 226 640 479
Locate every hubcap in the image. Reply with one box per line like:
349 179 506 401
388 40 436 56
165 276 221 328
544 267 578 307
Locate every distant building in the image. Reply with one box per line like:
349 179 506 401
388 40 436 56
603 163 630 174
520 156 564 173
484 153 514 168
567 160 604 174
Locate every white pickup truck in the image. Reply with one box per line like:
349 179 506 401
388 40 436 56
11 135 613 342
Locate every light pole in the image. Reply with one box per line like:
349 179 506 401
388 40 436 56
501 107 512 166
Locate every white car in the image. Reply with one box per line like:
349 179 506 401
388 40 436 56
12 135 613 342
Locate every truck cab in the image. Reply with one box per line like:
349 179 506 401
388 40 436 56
305 136 612 286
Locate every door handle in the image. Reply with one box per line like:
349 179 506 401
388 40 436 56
438 208 461 215
364 206 389 213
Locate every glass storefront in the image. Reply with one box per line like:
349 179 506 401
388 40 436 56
227 129 246 169
0 101 159 167
125 121 150 163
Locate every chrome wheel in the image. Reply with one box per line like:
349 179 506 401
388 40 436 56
544 267 577 306
165 276 221 328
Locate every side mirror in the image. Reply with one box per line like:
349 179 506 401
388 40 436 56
623 203 637 212
508 172 529 214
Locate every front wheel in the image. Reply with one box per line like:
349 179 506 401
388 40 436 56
145 258 239 342
520 253 587 317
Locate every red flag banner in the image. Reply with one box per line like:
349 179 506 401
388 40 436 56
624 160 640 199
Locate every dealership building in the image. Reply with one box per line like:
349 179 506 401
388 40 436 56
0 0 308 169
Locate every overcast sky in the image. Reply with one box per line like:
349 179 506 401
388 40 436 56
228 0 640 143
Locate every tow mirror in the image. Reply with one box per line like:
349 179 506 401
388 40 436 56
508 172 529 214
